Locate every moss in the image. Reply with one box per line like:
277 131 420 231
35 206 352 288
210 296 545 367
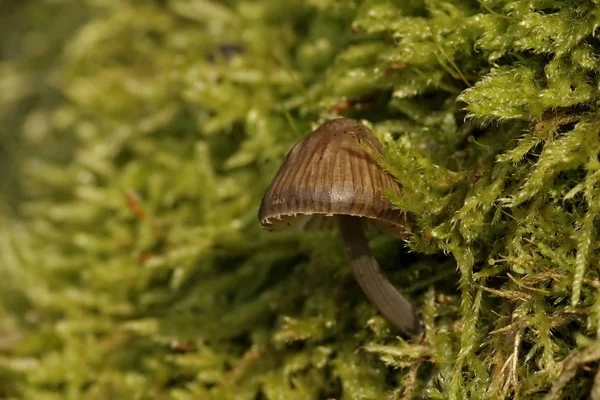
2 0 600 398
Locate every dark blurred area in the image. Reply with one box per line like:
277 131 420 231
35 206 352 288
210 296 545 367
0 0 87 214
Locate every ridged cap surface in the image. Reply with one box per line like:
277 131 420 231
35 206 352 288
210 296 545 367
258 118 411 237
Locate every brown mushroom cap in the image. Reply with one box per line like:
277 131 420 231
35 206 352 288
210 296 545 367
258 118 411 236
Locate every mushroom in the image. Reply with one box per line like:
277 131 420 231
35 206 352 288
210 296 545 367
258 118 421 336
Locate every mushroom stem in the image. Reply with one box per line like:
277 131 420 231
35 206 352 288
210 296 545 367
338 215 421 336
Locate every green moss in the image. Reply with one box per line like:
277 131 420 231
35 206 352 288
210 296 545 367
2 0 600 398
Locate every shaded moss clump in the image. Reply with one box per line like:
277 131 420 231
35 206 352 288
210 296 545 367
2 0 600 399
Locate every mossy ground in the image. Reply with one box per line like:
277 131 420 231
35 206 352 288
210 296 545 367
2 0 600 399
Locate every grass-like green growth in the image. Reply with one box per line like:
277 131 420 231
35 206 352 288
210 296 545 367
2 0 600 398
